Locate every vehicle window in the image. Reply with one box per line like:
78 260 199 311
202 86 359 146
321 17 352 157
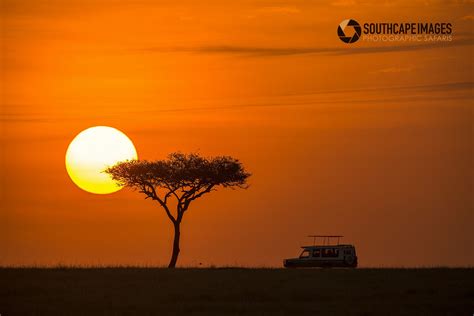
312 249 321 257
300 250 310 258
322 248 339 258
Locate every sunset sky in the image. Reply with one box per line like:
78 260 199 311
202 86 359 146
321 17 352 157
1 0 472 267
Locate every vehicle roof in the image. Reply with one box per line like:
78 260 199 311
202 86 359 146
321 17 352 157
301 244 355 249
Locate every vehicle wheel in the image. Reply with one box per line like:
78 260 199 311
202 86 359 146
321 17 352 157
344 255 355 266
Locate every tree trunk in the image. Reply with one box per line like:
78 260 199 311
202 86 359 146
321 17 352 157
168 222 181 268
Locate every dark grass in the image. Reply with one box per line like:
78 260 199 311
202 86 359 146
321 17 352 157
1 267 473 315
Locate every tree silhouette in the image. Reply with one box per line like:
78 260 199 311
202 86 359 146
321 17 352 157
105 152 250 268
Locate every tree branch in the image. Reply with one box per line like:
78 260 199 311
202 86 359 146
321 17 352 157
145 183 176 224
177 184 215 222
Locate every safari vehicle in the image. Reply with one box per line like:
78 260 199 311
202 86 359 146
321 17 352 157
284 235 358 268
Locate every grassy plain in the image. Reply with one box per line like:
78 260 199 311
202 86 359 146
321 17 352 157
1 267 473 315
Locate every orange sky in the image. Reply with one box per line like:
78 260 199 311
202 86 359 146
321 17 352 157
1 0 473 267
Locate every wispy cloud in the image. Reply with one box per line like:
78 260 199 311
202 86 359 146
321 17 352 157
370 66 416 74
4 82 469 124
330 0 357 6
139 38 473 57
96 81 474 115
257 6 301 14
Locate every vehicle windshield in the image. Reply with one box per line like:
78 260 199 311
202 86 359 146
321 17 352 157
299 250 310 258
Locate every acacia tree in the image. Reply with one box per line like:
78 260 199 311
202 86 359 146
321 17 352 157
105 152 250 268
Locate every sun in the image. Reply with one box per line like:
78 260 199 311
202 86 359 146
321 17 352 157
65 126 138 194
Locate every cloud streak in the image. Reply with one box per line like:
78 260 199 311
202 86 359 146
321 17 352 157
140 38 473 57
3 81 470 124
